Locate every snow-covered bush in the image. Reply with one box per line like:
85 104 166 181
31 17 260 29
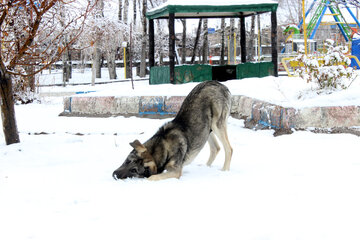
294 39 357 92
12 75 39 105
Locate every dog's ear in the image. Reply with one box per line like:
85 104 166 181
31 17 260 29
130 140 147 153
130 140 157 175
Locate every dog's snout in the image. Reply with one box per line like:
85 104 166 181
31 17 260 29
113 171 121 180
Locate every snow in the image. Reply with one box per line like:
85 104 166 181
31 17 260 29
153 0 278 7
1 68 360 240
353 33 360 40
38 68 360 109
148 0 278 13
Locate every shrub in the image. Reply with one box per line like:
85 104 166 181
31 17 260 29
294 39 357 92
12 75 39 104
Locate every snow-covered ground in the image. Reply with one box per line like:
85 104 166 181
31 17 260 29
1 69 360 240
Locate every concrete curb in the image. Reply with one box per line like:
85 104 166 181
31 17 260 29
62 95 186 117
61 95 360 129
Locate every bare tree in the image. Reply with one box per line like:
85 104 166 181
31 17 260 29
118 0 123 20
248 15 256 61
191 19 202 64
60 5 71 85
106 45 118 80
149 0 167 65
202 19 209 64
80 8 129 81
278 0 302 24
93 0 104 79
257 14 261 61
124 0 129 24
220 18 226 65
229 18 235 64
0 0 95 145
133 0 137 30
181 19 186 64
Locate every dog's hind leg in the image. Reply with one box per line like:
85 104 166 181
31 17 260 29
212 123 233 171
206 132 220 167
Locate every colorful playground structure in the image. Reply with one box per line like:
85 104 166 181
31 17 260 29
281 0 360 76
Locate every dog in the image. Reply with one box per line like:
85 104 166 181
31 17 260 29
112 80 233 181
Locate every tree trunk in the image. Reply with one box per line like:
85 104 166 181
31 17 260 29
159 52 164 65
139 0 147 78
0 72 20 145
202 19 208 64
68 51 72 79
94 43 102 79
124 0 129 24
198 47 202 64
25 65 35 92
248 15 256 61
94 0 103 79
107 48 117 80
92 45 96 86
181 19 186 64
133 0 137 30
191 19 202 64
220 18 226 65
80 50 85 73
62 44 71 86
257 14 261 61
118 0 122 21
60 6 71 86
229 18 235 64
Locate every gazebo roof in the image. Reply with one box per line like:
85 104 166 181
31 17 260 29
146 0 278 20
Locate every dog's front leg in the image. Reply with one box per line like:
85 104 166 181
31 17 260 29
148 160 183 181
148 170 182 181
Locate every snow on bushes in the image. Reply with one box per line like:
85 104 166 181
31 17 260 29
294 39 357 93
12 75 39 104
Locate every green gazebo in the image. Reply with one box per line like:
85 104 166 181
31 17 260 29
146 0 279 84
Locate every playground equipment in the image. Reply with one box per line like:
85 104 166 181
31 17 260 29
281 0 360 76
282 0 360 53
299 0 360 42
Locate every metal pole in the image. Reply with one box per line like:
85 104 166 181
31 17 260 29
234 33 236 63
228 35 230 64
303 0 308 55
240 14 246 63
169 13 175 84
271 11 278 77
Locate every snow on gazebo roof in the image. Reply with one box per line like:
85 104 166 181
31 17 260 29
147 0 278 20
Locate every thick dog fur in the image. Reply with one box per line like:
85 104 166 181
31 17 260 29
113 80 233 181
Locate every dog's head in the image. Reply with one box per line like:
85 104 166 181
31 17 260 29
113 140 157 180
